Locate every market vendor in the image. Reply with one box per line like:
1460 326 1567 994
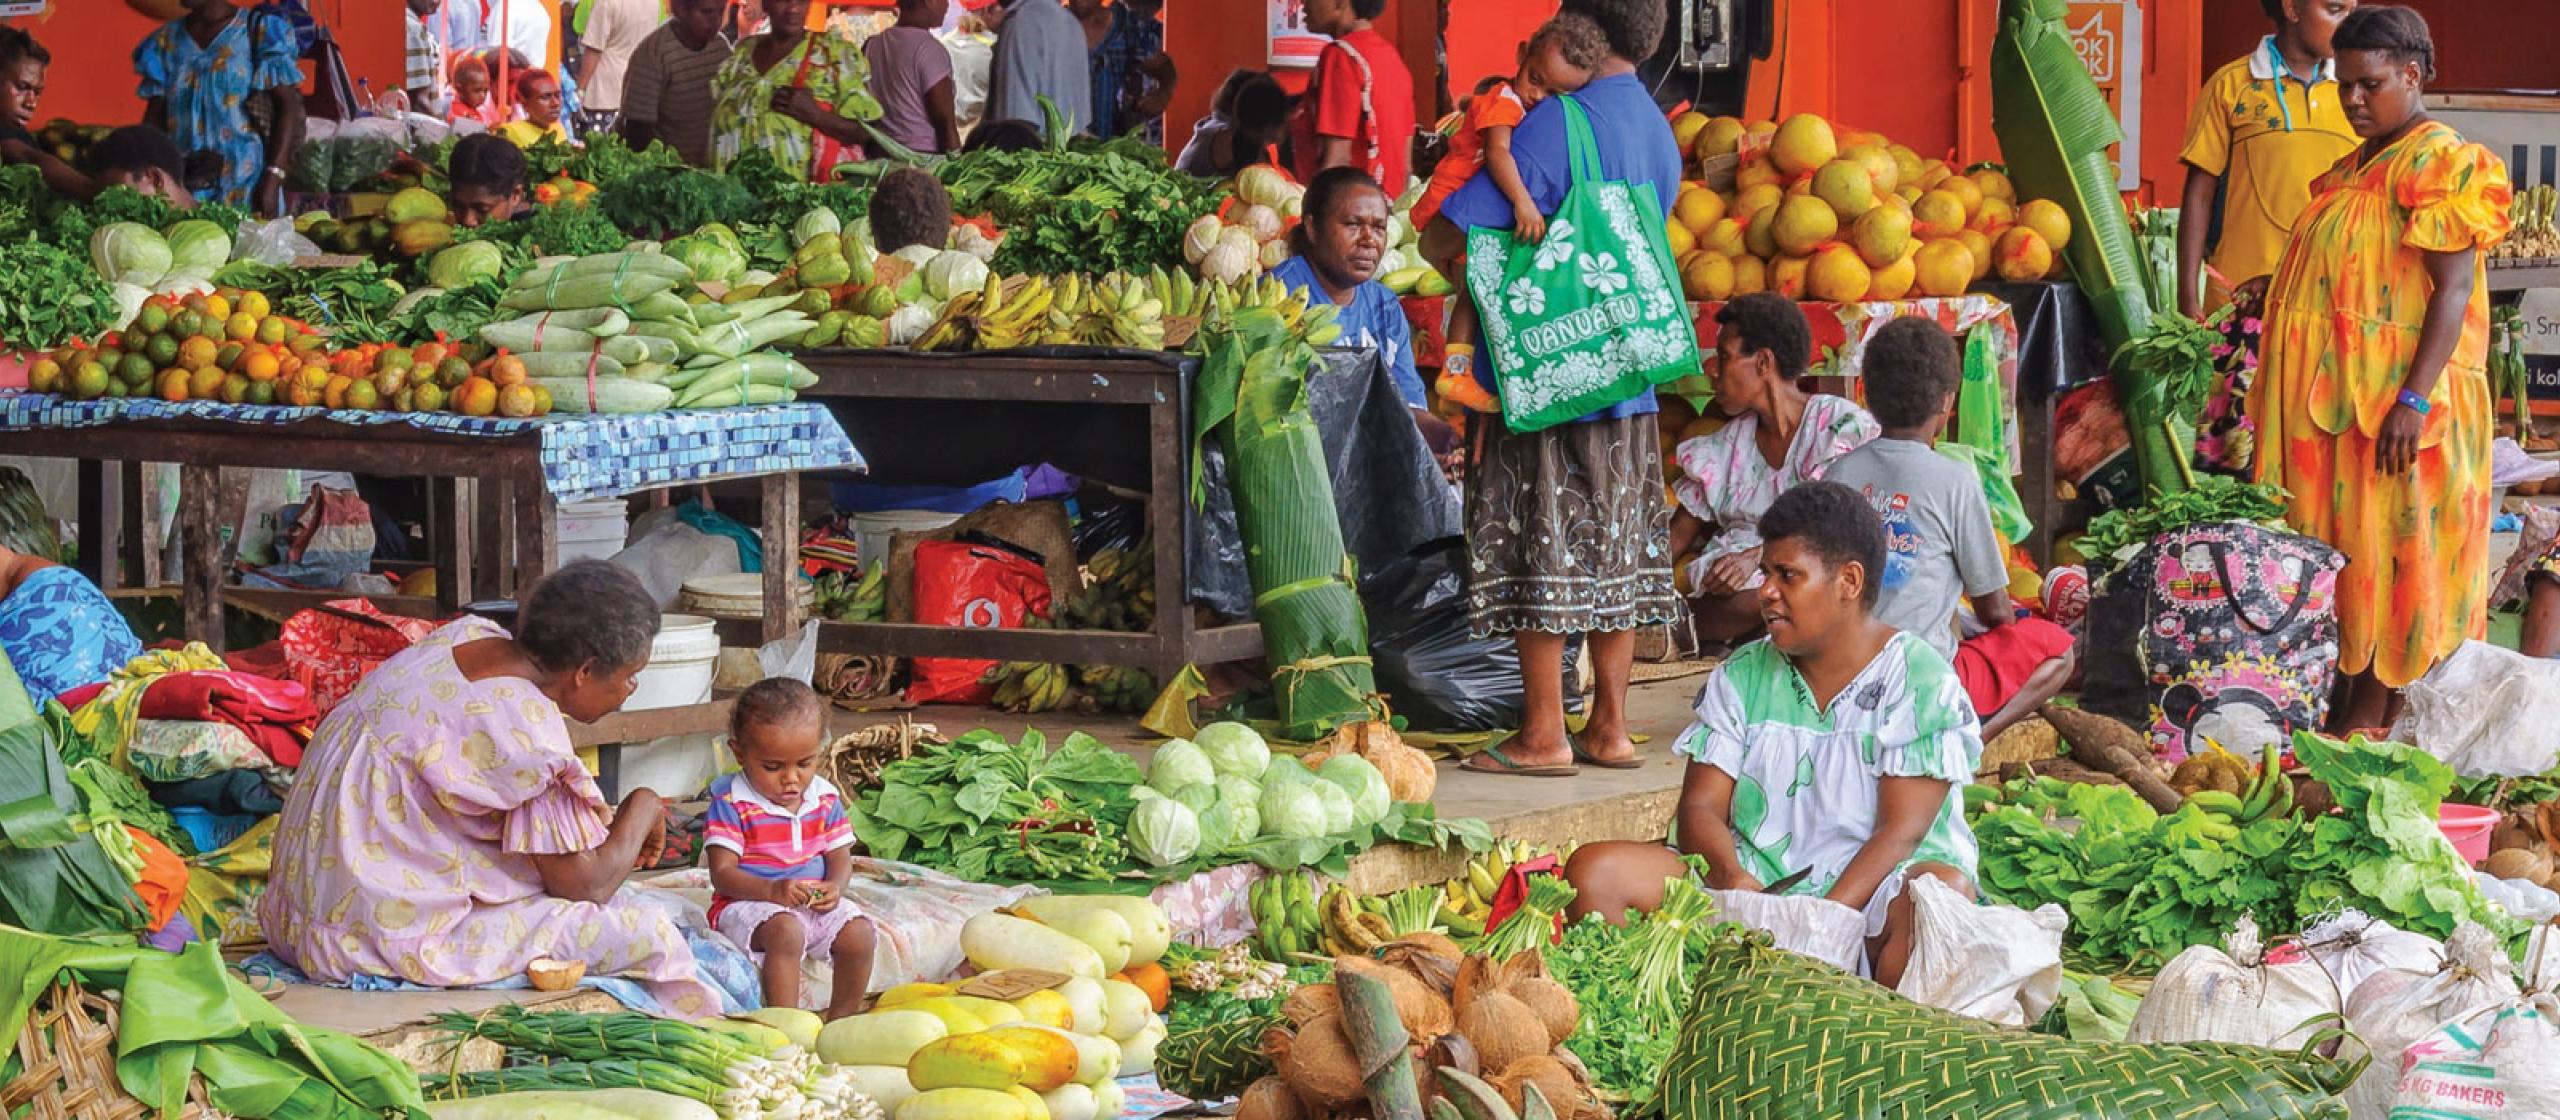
1671 294 1878 648
2249 7 2509 731
868 167 953 255
0 545 145 711
260 561 723 1018
1271 166 1457 458
135 0 305 214
0 27 80 201
496 69 574 148
709 0 876 177
1563 482 1982 989
447 133 531 228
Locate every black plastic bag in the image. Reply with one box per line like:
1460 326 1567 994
1361 540 1579 732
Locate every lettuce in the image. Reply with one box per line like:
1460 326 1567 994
89 221 170 289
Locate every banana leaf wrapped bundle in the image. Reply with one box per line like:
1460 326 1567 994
1193 306 1381 740
0 715 151 937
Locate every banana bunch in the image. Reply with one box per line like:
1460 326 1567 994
915 272 1063 352
2166 744 2295 842
1203 275 1345 346
1141 265 1213 321
1077 664 1155 714
1037 270 1169 350
1437 838 1577 938
983 659 1075 713
812 565 886 623
1061 543 1156 632
1317 883 1399 956
1248 871 1326 960
2496 184 2560 261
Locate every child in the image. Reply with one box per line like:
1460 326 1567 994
1822 318 2075 740
448 56 506 130
1426 15 1604 414
704 678 876 1020
867 166 953 255
2176 0 2357 320
1174 69 1287 178
498 70 574 148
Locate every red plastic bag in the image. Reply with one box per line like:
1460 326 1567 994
278 599 439 714
1483 854 1565 944
908 539 1053 704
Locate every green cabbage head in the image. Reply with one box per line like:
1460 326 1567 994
1317 754 1391 829
1258 776 1330 839
1195 722 1270 780
1146 739 1217 796
1129 793 1201 867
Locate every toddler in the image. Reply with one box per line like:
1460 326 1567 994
447 56 505 130
1426 15 1603 414
705 678 875 1020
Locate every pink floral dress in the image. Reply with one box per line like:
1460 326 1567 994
1673 394 1877 591
260 618 721 1017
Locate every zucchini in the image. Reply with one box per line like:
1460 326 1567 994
532 376 676 413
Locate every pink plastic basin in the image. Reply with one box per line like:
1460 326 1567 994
2438 803 2501 866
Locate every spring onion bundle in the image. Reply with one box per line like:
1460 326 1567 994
425 1008 881 1120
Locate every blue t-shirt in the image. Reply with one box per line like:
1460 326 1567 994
1438 73 1679 424
1268 255 1427 408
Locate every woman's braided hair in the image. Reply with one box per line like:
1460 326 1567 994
2332 5 2437 82
1558 0 1668 65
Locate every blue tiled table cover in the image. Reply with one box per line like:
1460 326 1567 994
0 394 866 502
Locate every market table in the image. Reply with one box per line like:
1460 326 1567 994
0 394 866 746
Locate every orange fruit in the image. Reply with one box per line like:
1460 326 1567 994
497 383 539 418
344 380 380 410
189 366 225 399
256 316 289 346
225 313 258 343
489 354 528 388
199 293 231 323
412 381 448 412
322 376 352 410
219 374 250 404
237 291 270 319
177 336 218 371
156 368 191 401
454 376 499 417
412 342 448 368
240 348 280 382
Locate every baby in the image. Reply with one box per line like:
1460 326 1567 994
704 678 875 1019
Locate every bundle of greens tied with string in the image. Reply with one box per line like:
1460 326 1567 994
421 1005 879 1119
2080 306 2291 574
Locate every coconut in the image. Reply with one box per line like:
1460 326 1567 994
1235 1076 1308 1120
2493 811 2539 855
1490 1054 1580 1118
2486 846 2554 884
1265 1013 1367 1110
1338 955 1454 1043
1279 982 1339 1026
1454 956 1547 1075
1379 939 1461 996
1499 954 1582 1046
1387 931 1464 963
525 957 586 991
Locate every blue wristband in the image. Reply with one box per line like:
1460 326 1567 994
2397 388 2431 415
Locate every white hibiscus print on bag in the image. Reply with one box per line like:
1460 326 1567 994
1532 219 1577 271
1581 251 1627 294
1507 277 1547 316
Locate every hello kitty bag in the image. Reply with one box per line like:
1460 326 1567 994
2080 522 2343 762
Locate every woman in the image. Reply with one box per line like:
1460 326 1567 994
134 0 304 213
0 545 144 711
2249 5 2510 731
261 561 722 1018
1673 294 1878 646
863 0 962 155
709 0 879 176
1269 167 1455 454
1418 0 1685 776
1288 0 1413 195
496 69 574 148
1563 483 1982 989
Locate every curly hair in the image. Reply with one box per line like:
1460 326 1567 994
1760 481 1887 608
730 677 825 743
0 25 48 73
1531 11 1613 74
1715 291 1813 380
1860 317 1962 430
1559 0 1668 64
868 167 954 255
2332 5 2437 81
518 560 661 675
2259 0 2284 22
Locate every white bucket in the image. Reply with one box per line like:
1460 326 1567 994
850 508 963 568
615 733 723 801
628 613 719 711
679 572 815 619
559 498 631 566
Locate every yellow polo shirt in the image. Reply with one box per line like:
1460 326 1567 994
2180 37 2357 293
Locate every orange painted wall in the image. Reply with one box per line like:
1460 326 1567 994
2201 0 2560 95
7 1 495 128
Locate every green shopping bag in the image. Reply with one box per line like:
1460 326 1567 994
1466 94 1700 433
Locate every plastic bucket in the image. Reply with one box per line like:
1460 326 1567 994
678 573 815 619
850 508 963 568
628 613 719 711
557 498 631 566
2439 803 2501 865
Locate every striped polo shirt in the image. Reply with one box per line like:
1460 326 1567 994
621 23 734 167
704 772 853 883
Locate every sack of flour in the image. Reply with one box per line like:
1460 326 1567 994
2126 917 2342 1049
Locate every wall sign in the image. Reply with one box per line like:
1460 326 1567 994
2065 0 2145 192
1269 0 1326 69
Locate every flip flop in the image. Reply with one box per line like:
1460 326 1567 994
1571 743 1644 770
1459 744 1577 777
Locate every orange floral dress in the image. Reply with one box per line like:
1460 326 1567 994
2250 120 2512 688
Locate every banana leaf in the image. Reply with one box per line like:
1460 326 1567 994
1991 0 2187 497
0 716 149 936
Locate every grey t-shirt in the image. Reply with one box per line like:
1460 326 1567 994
1824 437 2010 660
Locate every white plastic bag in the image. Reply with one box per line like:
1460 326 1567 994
234 218 322 267
757 620 820 685
2386 925 2560 1120
611 522 741 610
1708 889 1868 974
2300 911 2447 1006
2126 917 2343 1049
2391 640 2560 778
1892 874 2066 1026
2343 924 2523 1120
2477 870 2560 924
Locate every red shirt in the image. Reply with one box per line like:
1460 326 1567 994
1290 28 1413 195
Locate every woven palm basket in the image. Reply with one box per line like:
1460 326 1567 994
2 980 220 1120
819 717 943 795
1649 929 2355 1119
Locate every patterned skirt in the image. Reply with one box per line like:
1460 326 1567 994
1465 414 1680 637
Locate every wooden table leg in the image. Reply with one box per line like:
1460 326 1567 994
122 462 152 587
430 476 469 613
1147 392 1193 685
74 459 105 586
761 473 802 644
178 462 224 651
514 475 557 598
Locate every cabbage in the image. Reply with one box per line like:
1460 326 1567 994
91 222 171 288
1197 797 1253 854
1129 795 1201 867
1196 722 1270 780
1217 225 1258 258
1316 754 1392 829
1236 204 1282 243
667 231 748 284
1259 774 1329 839
108 282 152 331
161 219 231 281
1307 780 1355 835
883 303 936 345
890 243 940 268
426 241 506 288
793 207 841 247
950 223 999 263
1260 753 1314 787
1172 782 1219 815
1146 739 1217 795
920 249 989 301
1237 164 1291 210
1214 773 1262 810
1182 214 1223 265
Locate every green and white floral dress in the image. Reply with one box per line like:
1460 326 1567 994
1674 632 1982 934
